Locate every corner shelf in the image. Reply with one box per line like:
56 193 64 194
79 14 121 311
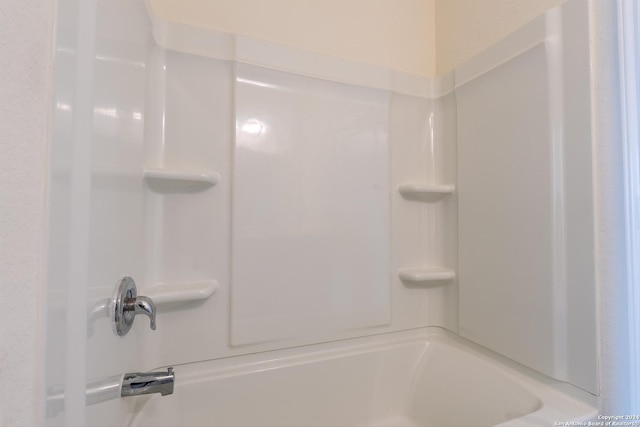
398 267 456 284
398 183 454 202
144 168 221 191
144 280 218 305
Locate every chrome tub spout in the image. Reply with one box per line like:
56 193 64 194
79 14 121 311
121 367 174 397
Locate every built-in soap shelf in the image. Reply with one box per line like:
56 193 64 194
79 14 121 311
398 267 456 284
398 183 454 202
144 280 218 305
144 168 221 191
398 183 455 286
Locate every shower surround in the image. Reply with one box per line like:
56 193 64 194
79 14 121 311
45 0 598 425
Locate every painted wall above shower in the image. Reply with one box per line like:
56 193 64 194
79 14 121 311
435 0 566 74
147 0 567 77
147 0 438 77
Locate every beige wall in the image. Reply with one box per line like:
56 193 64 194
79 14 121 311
150 0 437 77
150 0 567 78
0 0 53 424
435 0 566 75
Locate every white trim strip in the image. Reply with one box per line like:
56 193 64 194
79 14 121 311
65 0 96 423
618 0 640 412
545 5 568 383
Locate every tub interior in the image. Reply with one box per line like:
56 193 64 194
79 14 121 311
408 341 541 426
127 330 594 427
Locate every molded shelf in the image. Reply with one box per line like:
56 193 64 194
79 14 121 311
398 267 456 283
145 280 218 304
144 168 221 191
398 183 454 202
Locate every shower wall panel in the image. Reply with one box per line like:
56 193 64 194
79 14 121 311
140 50 234 366
456 0 597 394
458 43 556 375
231 63 391 345
138 33 454 368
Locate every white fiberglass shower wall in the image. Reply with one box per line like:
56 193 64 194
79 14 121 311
45 0 603 425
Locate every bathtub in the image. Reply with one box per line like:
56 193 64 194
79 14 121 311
127 328 597 427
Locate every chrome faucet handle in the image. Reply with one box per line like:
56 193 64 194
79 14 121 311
112 277 157 336
124 295 156 330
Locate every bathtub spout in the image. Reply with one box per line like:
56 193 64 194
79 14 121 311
121 367 174 397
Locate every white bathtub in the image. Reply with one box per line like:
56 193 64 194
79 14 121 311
127 328 596 427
